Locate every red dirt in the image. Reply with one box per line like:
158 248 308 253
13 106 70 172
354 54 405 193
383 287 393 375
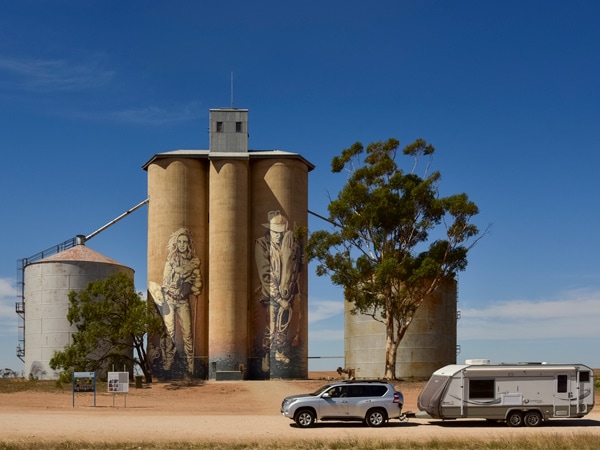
0 373 598 445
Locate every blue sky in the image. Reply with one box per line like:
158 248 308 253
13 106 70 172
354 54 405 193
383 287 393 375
1 1 600 374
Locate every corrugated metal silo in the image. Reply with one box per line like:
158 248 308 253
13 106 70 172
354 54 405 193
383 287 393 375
344 278 457 379
24 243 134 380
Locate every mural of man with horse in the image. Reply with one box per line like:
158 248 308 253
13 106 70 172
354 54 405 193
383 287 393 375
255 210 303 373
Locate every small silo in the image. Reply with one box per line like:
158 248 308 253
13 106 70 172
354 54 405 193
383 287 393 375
24 241 134 380
344 278 457 379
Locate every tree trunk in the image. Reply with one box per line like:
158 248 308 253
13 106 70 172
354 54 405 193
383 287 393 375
134 342 153 383
384 314 396 379
143 368 153 383
385 313 412 380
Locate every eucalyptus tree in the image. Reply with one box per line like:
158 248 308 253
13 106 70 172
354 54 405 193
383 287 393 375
307 138 483 379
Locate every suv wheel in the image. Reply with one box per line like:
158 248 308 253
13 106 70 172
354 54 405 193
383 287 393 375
365 408 387 427
295 409 316 428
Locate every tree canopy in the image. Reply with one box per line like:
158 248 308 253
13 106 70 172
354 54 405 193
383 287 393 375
50 271 163 382
307 138 483 379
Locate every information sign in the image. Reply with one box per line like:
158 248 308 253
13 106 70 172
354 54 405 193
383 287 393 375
72 371 96 407
107 371 130 393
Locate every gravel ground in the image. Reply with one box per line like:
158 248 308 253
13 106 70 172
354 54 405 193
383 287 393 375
1 377 598 444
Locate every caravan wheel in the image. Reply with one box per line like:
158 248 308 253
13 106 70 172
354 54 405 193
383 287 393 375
524 411 543 427
506 411 524 427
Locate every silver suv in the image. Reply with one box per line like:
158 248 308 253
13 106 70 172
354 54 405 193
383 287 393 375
281 380 405 428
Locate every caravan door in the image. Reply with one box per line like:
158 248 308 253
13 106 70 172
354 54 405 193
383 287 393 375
553 373 576 417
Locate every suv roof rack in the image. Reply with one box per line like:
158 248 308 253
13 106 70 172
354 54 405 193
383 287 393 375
340 379 390 384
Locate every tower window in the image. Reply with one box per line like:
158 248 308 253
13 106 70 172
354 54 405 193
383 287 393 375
236 121 242 132
216 121 223 132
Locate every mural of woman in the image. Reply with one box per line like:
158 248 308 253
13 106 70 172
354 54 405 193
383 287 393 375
149 228 203 375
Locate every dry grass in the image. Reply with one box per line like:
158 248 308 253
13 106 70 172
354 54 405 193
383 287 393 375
1 434 600 450
0 378 68 394
0 378 204 394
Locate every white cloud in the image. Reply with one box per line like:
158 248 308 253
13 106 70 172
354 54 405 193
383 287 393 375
0 278 17 344
0 55 200 126
0 278 16 319
308 299 344 324
459 289 600 341
0 55 113 91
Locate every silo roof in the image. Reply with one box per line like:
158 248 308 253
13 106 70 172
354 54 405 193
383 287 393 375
141 148 315 171
40 245 125 266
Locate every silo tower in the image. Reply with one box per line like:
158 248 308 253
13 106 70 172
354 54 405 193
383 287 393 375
145 107 313 381
23 239 134 380
344 278 458 379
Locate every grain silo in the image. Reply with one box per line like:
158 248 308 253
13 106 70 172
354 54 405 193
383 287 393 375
249 157 310 379
23 239 134 380
144 107 313 381
344 278 458 379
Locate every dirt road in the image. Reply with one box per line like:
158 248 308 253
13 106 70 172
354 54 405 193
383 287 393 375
1 378 598 445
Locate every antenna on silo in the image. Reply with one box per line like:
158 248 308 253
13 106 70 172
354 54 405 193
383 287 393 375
230 71 234 108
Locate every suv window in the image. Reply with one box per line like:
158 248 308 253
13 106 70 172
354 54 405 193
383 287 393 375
326 386 348 398
347 384 388 397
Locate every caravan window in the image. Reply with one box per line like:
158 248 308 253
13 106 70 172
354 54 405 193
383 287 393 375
557 375 568 393
469 379 494 399
580 371 590 382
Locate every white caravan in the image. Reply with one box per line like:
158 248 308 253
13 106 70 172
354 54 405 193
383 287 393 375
417 360 595 427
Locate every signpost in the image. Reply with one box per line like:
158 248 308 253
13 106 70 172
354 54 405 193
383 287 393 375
72 371 96 407
108 371 130 407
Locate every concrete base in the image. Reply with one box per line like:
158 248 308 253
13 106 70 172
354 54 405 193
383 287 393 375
215 371 243 381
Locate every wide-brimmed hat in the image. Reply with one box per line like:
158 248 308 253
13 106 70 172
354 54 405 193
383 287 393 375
262 210 288 232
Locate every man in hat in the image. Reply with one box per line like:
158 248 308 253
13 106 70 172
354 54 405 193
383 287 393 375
255 210 303 372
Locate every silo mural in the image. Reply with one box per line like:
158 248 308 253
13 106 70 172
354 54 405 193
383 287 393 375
254 210 304 377
144 108 313 380
146 156 208 379
149 228 203 375
250 158 309 379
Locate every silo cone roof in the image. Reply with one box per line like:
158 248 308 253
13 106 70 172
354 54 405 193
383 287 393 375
39 244 127 267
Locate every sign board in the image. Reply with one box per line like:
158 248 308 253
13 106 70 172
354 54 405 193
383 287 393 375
107 371 130 393
73 372 95 392
72 371 96 407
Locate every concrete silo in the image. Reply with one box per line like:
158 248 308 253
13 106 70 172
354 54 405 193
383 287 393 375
208 157 250 377
344 278 458 379
250 157 310 379
24 241 134 380
144 107 314 380
146 155 208 379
